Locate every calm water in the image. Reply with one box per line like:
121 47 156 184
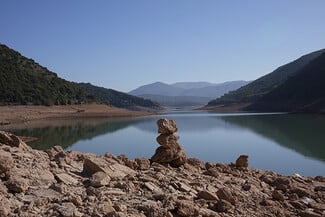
4 110 325 177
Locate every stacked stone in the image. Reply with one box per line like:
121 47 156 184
151 118 187 167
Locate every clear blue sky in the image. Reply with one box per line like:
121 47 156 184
1 1 325 92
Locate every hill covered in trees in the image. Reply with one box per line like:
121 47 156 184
78 83 160 110
207 48 325 106
0 44 160 110
0 44 96 105
247 51 325 112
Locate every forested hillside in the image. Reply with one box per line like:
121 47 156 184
207 49 325 106
0 44 96 105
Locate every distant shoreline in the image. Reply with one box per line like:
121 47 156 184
0 104 155 127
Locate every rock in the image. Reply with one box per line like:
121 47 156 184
176 200 199 217
56 202 76 217
144 182 161 193
0 198 11 216
187 158 205 170
0 151 14 174
151 142 186 167
6 176 29 193
90 171 111 187
197 190 218 200
216 199 233 212
83 156 135 179
135 158 150 170
55 173 78 185
216 188 235 205
291 186 311 197
298 210 322 217
242 183 251 191
199 207 220 217
314 186 325 192
205 162 214 170
0 130 31 151
235 155 248 167
156 134 179 147
272 190 285 201
157 119 177 134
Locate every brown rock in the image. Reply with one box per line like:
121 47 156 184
90 171 111 187
216 188 235 205
314 186 325 192
157 119 177 134
56 202 76 217
151 144 186 167
176 200 199 217
197 190 218 200
0 131 31 151
83 156 135 179
235 155 248 167
156 134 179 147
135 158 150 170
291 186 311 197
0 198 11 216
298 210 322 217
273 190 285 201
205 162 214 170
187 158 205 170
55 173 78 185
0 151 14 174
6 176 29 193
216 199 233 212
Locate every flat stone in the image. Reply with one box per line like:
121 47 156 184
298 210 322 217
144 182 161 193
56 173 78 185
217 188 235 205
90 171 111 187
197 190 218 200
273 190 285 201
56 202 76 217
216 199 233 213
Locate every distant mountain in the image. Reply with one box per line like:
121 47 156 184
207 48 325 106
129 81 249 106
246 51 325 113
138 94 211 107
78 83 161 110
129 82 184 96
0 43 160 110
171 82 216 89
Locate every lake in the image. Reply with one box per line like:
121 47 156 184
4 110 325 177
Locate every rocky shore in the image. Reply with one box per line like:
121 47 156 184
0 119 325 217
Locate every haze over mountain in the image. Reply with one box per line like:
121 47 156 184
207 48 325 107
206 48 325 113
129 81 249 107
0 43 159 110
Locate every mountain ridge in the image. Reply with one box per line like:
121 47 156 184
129 80 249 106
207 48 325 106
0 43 160 110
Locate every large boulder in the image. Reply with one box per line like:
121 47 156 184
0 131 31 151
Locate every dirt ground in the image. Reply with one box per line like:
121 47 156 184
0 104 154 126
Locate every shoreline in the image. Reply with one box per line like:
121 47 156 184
0 104 156 127
0 131 324 216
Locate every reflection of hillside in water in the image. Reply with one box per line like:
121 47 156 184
219 115 325 162
134 114 241 133
7 118 144 150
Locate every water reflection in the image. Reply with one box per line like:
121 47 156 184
219 114 325 162
3 112 325 176
6 118 145 150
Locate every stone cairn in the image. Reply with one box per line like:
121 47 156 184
151 118 187 167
